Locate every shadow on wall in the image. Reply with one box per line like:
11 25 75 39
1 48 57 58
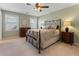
71 15 79 43
69 26 79 43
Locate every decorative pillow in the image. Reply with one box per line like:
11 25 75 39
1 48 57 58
47 25 55 29
51 25 56 29
48 26 52 29
44 24 59 29
44 26 49 29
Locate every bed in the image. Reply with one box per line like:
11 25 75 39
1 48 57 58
26 19 61 53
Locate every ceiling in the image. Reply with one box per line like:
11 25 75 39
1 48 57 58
0 3 78 16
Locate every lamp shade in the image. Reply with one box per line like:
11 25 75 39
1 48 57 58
64 21 71 27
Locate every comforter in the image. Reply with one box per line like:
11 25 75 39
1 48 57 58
26 29 60 49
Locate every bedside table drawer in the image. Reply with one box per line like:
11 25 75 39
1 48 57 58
62 37 70 40
62 33 72 36
63 38 71 43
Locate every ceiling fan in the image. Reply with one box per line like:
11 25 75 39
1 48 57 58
26 3 49 12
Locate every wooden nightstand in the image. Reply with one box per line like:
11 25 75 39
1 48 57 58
19 27 31 37
61 32 74 45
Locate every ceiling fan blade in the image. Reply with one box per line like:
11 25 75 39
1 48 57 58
26 3 31 5
41 6 49 8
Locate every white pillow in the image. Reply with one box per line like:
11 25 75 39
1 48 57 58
51 25 56 29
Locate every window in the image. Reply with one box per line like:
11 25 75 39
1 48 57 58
5 14 19 31
38 20 44 29
30 17 38 29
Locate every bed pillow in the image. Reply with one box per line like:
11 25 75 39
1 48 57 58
47 25 56 29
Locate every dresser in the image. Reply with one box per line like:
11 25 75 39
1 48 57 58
19 27 31 37
61 32 74 45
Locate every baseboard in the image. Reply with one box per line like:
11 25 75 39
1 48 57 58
74 42 79 46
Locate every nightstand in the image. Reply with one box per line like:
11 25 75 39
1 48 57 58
61 32 74 45
19 27 31 37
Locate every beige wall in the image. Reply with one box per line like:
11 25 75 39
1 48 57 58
2 10 30 38
0 10 2 40
1 4 79 43
39 4 79 43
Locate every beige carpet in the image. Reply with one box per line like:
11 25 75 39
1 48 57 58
0 37 79 56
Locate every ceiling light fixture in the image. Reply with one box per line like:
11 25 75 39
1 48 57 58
26 3 49 12
35 3 42 12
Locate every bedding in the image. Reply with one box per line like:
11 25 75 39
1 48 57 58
26 29 60 49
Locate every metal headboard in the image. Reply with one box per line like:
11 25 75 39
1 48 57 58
44 19 61 30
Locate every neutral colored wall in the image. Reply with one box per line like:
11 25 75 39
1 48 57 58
2 10 30 38
0 10 2 40
39 4 79 43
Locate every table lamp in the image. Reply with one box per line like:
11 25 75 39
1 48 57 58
64 21 71 32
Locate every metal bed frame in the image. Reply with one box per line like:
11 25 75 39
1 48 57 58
26 19 61 54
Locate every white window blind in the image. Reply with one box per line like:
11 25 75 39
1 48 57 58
5 14 19 31
30 17 38 29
